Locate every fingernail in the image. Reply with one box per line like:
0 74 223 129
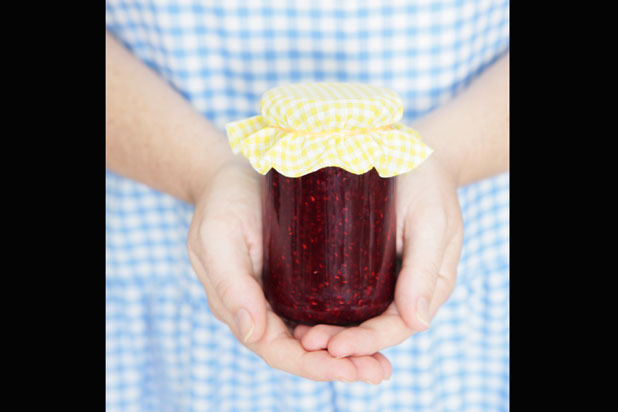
416 297 431 329
363 379 378 385
236 308 254 343
334 354 347 359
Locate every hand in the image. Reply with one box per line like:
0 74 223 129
293 154 464 360
187 159 394 383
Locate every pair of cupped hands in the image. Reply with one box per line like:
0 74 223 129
187 152 463 384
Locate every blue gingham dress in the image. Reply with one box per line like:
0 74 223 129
106 1 509 411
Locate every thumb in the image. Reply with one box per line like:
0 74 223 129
201 221 266 344
395 214 446 331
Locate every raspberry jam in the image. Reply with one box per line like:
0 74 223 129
262 167 396 326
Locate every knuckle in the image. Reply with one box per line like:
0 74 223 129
207 300 224 322
436 271 456 294
200 281 226 322
213 277 234 304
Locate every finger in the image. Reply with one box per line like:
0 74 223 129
349 355 385 384
295 324 393 382
198 219 266 344
372 352 393 380
327 304 415 358
201 282 358 381
298 324 345 351
429 233 462 317
292 324 312 340
251 311 358 382
395 211 447 331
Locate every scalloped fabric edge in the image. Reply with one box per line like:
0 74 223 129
225 115 433 178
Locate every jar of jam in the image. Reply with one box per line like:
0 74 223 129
226 82 432 326
262 166 396 325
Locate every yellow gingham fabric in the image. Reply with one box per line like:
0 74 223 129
225 82 432 177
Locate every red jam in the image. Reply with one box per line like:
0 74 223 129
262 167 396 326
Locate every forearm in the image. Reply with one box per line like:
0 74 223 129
413 53 509 187
105 31 235 204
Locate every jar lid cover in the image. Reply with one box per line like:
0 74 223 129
225 82 432 177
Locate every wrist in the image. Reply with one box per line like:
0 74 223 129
187 154 254 205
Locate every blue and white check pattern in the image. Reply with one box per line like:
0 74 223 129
106 1 509 411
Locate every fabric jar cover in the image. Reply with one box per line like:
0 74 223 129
225 82 433 177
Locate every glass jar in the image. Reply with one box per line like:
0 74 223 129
263 167 396 325
225 82 432 327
